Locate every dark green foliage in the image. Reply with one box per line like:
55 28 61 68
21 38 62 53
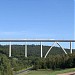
32 54 75 70
0 45 74 57
0 44 75 74
0 53 13 75
10 57 32 71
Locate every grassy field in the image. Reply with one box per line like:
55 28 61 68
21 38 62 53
17 68 75 75
16 70 50 75
49 68 75 75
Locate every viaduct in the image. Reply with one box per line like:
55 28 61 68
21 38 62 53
0 39 75 58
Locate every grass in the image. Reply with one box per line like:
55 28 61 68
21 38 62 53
16 70 50 75
17 68 75 75
49 68 75 75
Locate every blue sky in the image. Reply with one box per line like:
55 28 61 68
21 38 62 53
0 0 74 39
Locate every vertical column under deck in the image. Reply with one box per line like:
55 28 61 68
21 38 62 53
9 42 11 57
41 42 42 58
25 42 27 57
70 42 72 54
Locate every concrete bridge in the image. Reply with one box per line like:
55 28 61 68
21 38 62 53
0 39 75 58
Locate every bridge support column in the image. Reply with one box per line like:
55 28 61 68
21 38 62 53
9 42 11 57
44 42 56 58
70 42 72 54
56 42 67 54
40 42 42 58
25 42 27 57
44 42 67 58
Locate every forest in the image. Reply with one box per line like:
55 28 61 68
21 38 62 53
0 44 75 75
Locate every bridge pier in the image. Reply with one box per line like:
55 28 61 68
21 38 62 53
25 42 27 57
9 42 11 57
44 42 67 58
40 42 42 58
44 42 56 58
56 42 67 54
70 42 72 54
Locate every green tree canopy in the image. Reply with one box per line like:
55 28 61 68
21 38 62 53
0 53 13 75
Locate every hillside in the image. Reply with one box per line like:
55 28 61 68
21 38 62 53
0 45 75 57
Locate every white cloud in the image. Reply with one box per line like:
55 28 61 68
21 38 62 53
0 31 26 35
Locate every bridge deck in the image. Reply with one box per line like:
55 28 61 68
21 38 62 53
0 39 75 42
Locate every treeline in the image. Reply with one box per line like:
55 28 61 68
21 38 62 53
1 53 75 75
9 53 75 71
33 53 75 70
0 44 74 57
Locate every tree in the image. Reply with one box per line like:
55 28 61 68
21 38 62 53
0 54 13 75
